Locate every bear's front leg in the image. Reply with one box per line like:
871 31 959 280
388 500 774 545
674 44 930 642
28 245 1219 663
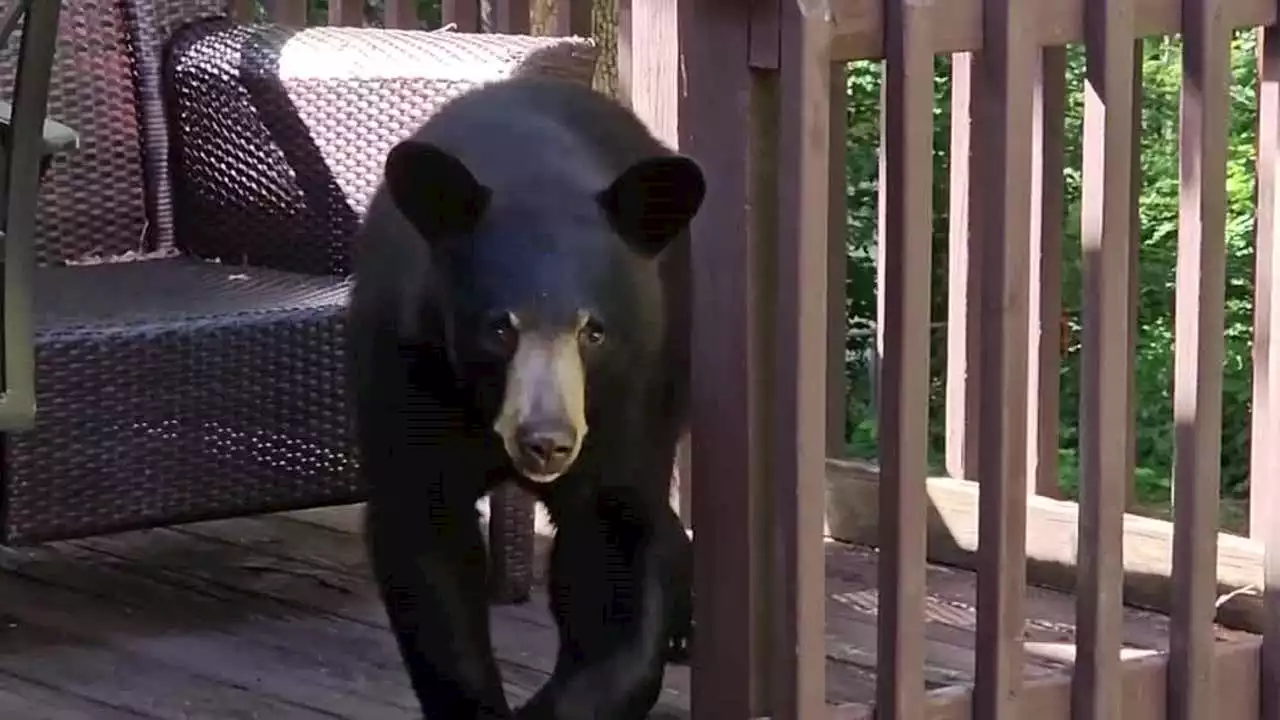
517 494 688 720
366 497 512 720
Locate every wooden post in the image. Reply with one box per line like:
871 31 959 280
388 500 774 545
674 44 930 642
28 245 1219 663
1075 0 1138 711
1253 23 1280 720
771 0 830 715
875 0 932 713
621 0 696 531
971 0 1037 714
827 65 849 460
635 0 773 711
1169 0 1229 716
1026 49 1066 500
944 53 982 482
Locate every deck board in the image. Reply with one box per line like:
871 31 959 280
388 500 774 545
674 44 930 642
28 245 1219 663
0 504 1257 717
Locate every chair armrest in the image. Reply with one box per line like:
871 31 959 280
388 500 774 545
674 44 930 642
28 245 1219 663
0 100 79 159
0 0 73 431
162 21 597 277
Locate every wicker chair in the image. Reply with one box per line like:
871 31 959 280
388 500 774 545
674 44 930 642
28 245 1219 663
0 0 594 603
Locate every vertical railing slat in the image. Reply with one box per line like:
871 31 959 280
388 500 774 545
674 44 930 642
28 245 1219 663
495 0 531 33
553 0 592 37
1074 0 1137 713
773 0 830 716
972 0 1036 714
1252 21 1280 720
1026 47 1066 500
383 0 419 28
945 51 981 482
683 0 768 713
827 63 849 460
443 0 481 32
267 0 308 26
874 0 932 716
328 0 364 26
1127 39 1144 511
1169 0 1229 716
675 438 692 526
876 74 886 437
230 0 256 22
625 0 695 531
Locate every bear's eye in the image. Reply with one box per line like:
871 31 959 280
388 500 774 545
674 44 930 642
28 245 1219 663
487 312 518 347
579 318 606 347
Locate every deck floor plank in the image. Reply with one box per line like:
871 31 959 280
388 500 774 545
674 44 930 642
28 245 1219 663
0 504 1258 717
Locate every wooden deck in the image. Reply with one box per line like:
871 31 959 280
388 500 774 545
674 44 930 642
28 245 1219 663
0 504 1258 718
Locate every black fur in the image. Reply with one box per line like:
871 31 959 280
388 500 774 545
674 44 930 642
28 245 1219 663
348 77 704 719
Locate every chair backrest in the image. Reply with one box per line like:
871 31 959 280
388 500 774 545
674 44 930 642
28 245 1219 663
0 0 222 265
160 22 598 275
0 0 596 268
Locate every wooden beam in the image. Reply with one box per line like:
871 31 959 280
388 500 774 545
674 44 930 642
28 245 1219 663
1075 0 1138 711
382 0 419 28
495 0 531 33
769 0 831 716
442 0 481 31
1252 21 1280 720
875 0 933 714
1169 0 1230 715
970 0 1036 713
327 0 364 25
553 0 591 36
826 64 849 459
826 0 1277 61
1127 39 1145 511
680 0 771 712
828 635 1261 720
1025 48 1066 500
943 52 981 482
266 0 308 25
821 459 1271 635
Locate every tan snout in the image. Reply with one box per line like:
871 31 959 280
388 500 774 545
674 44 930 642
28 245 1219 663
492 330 588 483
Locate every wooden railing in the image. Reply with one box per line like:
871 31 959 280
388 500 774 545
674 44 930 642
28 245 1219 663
622 0 1280 715
793 0 1279 717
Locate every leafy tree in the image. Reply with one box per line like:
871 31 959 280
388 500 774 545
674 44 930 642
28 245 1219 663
842 32 1262 512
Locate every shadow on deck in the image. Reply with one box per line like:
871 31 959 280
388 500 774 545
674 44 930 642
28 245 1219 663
0 505 1258 718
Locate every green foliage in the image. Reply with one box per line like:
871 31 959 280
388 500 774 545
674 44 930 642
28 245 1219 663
842 32 1263 503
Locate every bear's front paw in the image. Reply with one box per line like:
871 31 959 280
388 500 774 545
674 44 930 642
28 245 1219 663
665 615 694 665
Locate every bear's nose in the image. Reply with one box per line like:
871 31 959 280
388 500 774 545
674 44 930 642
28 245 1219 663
515 421 578 475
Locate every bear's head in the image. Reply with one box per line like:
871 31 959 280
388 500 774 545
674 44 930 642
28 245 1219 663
384 139 705 484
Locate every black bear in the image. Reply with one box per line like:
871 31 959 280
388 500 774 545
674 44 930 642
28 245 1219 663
348 75 705 720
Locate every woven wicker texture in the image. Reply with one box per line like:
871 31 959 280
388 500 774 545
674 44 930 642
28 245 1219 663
165 22 597 275
0 0 149 265
0 0 362 544
3 258 354 542
139 0 232 250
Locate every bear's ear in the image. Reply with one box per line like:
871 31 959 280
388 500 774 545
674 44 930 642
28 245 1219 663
597 155 706 258
384 139 491 247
